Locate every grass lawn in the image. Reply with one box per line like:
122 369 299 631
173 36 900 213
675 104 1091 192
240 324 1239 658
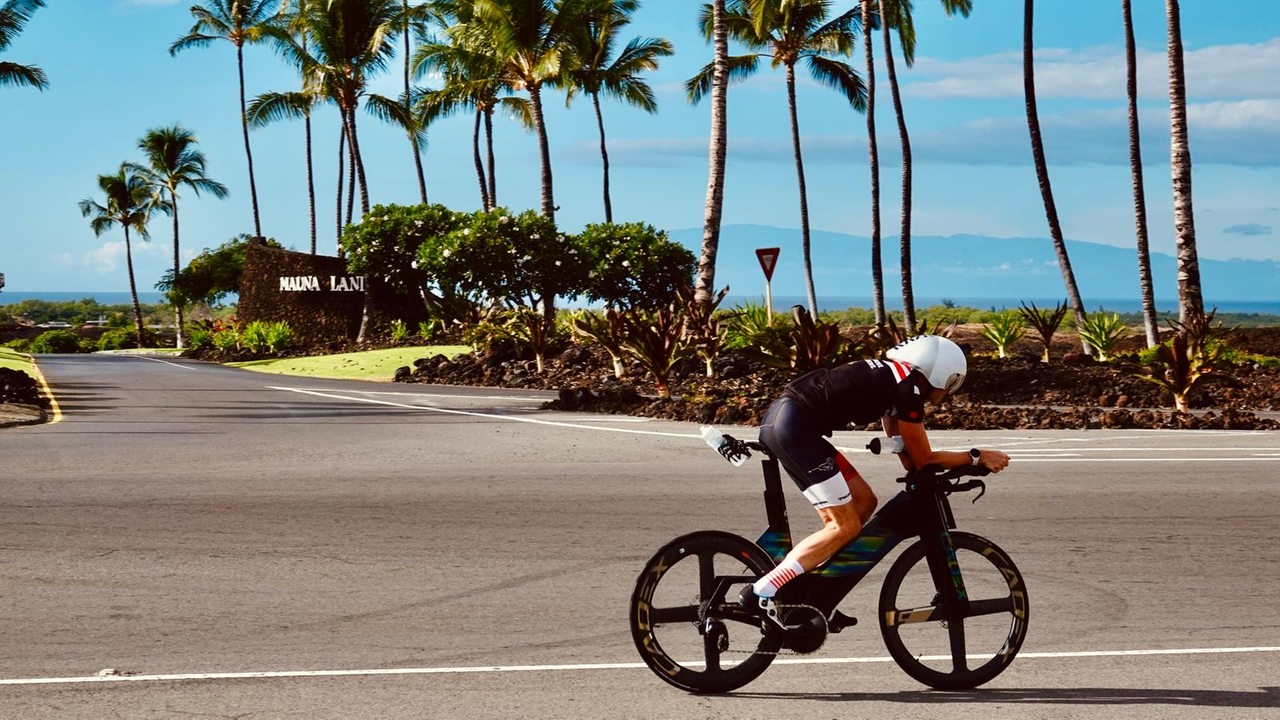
230 345 470 382
0 347 37 378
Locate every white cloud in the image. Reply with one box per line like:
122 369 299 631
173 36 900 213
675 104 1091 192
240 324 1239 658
905 38 1280 101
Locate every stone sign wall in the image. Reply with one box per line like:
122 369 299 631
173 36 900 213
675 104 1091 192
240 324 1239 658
238 240 427 344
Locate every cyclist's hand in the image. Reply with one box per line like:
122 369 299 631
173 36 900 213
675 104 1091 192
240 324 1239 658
976 449 1010 473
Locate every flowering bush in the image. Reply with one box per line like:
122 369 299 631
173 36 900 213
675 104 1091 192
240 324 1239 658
576 222 695 311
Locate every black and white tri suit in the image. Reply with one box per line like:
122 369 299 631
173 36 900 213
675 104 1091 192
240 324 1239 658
759 358 925 508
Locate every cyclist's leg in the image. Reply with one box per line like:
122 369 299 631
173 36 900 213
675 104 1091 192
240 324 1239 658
754 399 878 594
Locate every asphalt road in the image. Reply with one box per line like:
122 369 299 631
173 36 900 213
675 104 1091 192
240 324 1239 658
1 353 1278 719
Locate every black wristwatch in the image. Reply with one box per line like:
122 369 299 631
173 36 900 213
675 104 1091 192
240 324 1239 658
969 448 982 466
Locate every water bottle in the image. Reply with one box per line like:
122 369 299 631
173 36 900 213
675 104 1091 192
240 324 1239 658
867 435 906 455
700 425 748 467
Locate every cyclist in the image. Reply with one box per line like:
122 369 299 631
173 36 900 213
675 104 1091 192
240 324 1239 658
740 334 1010 627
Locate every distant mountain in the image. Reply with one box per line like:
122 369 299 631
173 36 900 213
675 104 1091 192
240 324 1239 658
667 225 1280 306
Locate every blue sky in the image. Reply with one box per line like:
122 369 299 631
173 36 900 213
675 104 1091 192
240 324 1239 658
1 0 1277 296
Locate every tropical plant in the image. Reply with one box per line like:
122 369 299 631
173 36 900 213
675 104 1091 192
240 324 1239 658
577 221 696 311
1076 312 1129 362
979 310 1024 358
1165 0 1204 325
693 0 728 310
1018 300 1068 363
241 319 295 354
1138 311 1221 412
389 318 410 342
78 165 154 345
1122 0 1158 348
570 308 629 379
691 0 865 317
130 125 229 349
0 0 47 91
507 307 563 374
618 301 690 398
169 0 279 238
679 284 729 378
723 299 779 349
563 0 672 223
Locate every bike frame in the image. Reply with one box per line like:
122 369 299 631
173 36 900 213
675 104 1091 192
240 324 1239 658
752 451 972 619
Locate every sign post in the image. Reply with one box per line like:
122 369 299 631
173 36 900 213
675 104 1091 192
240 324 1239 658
754 247 780 324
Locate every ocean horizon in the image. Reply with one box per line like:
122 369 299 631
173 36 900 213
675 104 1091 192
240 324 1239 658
3 290 1279 316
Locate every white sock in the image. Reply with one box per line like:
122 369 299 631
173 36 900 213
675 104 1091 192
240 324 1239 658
753 557 805 598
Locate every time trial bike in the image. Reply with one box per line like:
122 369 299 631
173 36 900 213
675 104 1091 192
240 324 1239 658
629 432 1029 693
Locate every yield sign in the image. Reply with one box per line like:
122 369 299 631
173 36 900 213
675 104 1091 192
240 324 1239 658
755 247 780 282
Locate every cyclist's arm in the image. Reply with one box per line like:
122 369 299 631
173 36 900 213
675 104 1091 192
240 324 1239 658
898 420 976 470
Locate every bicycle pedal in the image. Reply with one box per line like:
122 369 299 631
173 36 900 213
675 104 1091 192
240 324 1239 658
829 610 858 633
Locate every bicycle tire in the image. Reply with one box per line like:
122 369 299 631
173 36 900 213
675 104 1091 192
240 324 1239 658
878 531 1029 690
629 530 782 693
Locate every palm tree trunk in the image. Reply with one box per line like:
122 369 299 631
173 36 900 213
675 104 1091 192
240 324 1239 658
124 228 145 346
472 109 491 210
592 92 613 223
1023 0 1089 350
335 123 346 255
344 112 357 228
404 0 427 205
484 108 497 207
863 0 885 328
881 11 915 329
237 44 262 238
1124 0 1159 347
696 0 728 307
528 84 555 222
786 65 817 317
305 113 317 255
348 106 371 216
1166 0 1204 323
171 194 184 349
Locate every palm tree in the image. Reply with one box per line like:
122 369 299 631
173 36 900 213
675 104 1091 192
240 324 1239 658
366 87 433 204
693 0 728 308
257 0 326 254
1023 0 1088 349
1122 0 1158 347
415 33 525 210
301 0 401 222
876 0 971 329
392 0 437 203
1165 0 1203 324
170 0 279 239
78 166 153 346
563 0 673 223
440 0 590 224
691 0 865 317
0 0 46 90
130 125 229 350
860 0 884 327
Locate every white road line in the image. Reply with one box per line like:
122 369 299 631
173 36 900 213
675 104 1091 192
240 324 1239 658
3 646 1277 686
270 386 693 438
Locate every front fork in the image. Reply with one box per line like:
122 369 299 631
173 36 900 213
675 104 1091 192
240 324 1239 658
919 491 970 620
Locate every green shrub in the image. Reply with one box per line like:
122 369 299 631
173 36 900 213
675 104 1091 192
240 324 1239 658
389 319 410 342
240 320 294 355
186 328 214 350
97 327 139 351
29 330 83 354
577 222 696 311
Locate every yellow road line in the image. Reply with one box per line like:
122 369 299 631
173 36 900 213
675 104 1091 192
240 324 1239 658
23 353 62 425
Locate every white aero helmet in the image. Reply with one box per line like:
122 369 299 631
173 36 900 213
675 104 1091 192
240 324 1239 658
885 334 967 394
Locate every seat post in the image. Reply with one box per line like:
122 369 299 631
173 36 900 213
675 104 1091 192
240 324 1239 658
761 456 791 536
